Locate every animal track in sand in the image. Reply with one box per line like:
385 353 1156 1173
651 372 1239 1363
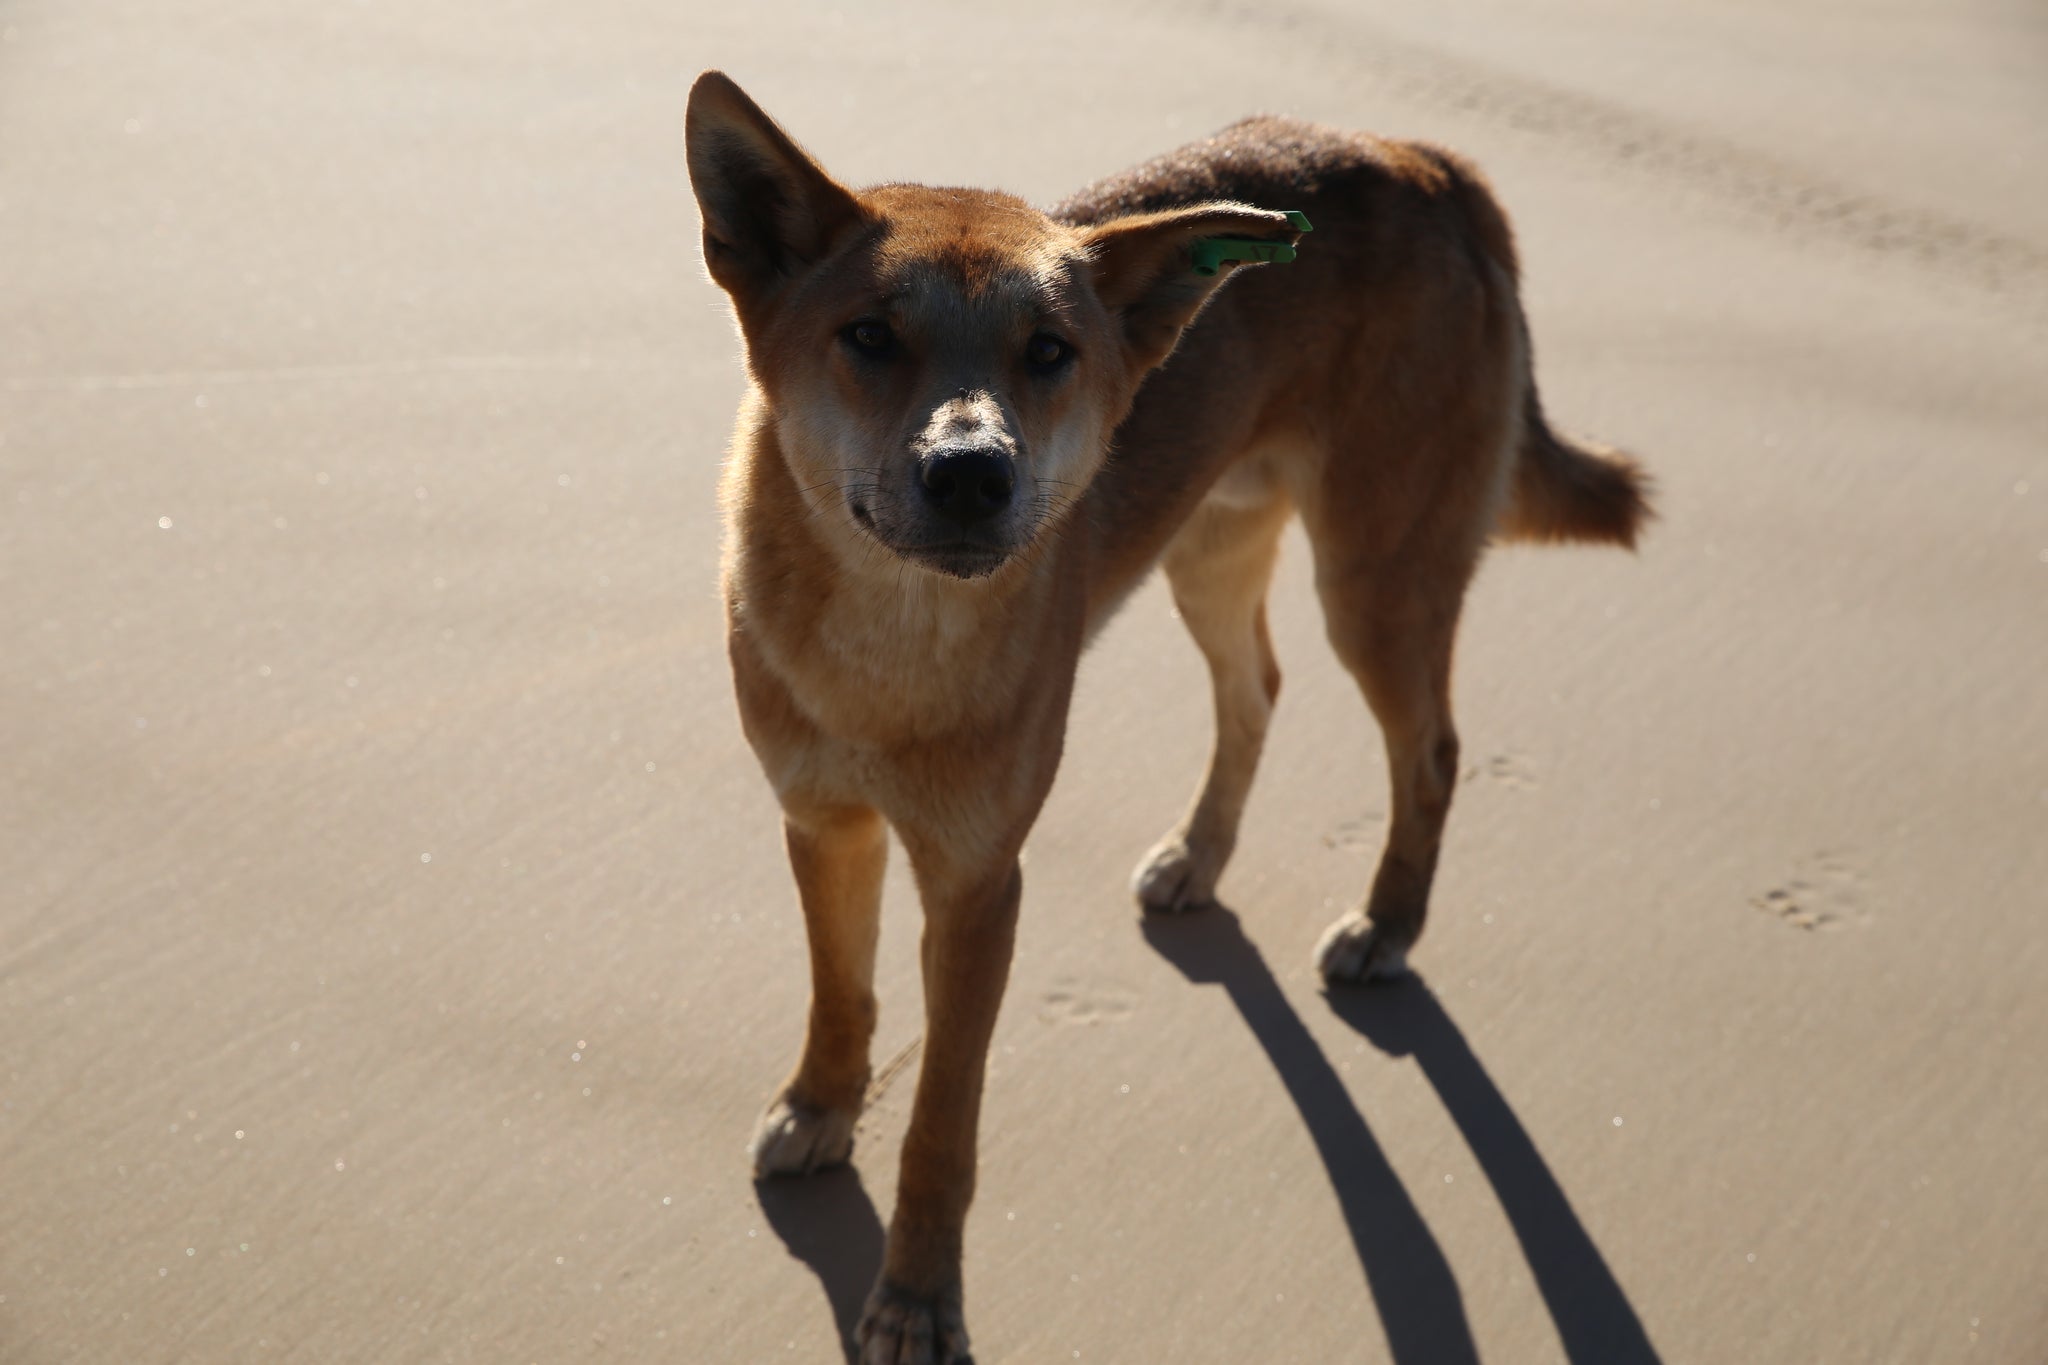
1322 815 1385 855
1322 754 1531 863
1037 976 1137 1026
1752 849 1871 932
1463 751 1538 791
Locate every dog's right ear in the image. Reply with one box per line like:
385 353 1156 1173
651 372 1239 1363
685 72 866 314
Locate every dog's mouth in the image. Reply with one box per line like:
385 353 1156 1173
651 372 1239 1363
851 501 1015 579
903 542 1011 579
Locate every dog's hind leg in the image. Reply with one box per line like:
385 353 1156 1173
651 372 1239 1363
750 804 888 1177
1308 538 1479 982
1132 486 1292 913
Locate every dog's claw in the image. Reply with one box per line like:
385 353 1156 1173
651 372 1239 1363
749 1094 857 1178
858 1281 971 1365
1132 836 1221 913
1314 916 1411 982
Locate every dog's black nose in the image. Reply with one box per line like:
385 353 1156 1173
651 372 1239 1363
918 447 1014 523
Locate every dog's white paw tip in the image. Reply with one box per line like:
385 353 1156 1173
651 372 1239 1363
858 1283 971 1365
1314 917 1410 983
748 1096 856 1178
1132 838 1216 914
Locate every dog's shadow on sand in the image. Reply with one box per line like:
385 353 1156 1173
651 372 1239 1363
756 1166 885 1363
1141 905 1663 1365
759 904 1660 1365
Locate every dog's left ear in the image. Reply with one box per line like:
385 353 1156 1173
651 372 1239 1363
686 71 867 319
1079 204 1305 373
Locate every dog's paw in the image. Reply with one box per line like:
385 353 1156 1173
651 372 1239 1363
1132 835 1221 913
857 1281 971 1365
749 1093 857 1178
1313 915 1411 983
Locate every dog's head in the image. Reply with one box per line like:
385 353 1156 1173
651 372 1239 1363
686 71 1301 582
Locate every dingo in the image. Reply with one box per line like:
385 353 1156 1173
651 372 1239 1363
686 70 1648 1362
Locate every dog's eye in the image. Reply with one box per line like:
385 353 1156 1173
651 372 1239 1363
1025 333 1071 371
844 319 894 354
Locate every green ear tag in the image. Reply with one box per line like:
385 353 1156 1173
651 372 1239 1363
1190 210 1314 276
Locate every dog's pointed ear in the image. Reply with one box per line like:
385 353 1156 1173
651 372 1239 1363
1079 204 1305 373
686 72 866 313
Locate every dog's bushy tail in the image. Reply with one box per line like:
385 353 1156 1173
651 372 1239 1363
1498 395 1652 549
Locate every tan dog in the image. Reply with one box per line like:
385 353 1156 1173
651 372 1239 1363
685 70 1648 1363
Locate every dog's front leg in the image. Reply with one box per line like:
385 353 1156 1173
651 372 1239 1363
751 803 888 1177
857 838 1022 1365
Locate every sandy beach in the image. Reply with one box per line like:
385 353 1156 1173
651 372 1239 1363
4 0 2045 1360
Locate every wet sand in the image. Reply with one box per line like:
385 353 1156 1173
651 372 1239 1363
4 0 2045 1360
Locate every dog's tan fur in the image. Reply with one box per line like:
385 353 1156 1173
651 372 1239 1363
686 71 1649 1363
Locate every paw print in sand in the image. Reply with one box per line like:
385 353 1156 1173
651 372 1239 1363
1752 850 1871 932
